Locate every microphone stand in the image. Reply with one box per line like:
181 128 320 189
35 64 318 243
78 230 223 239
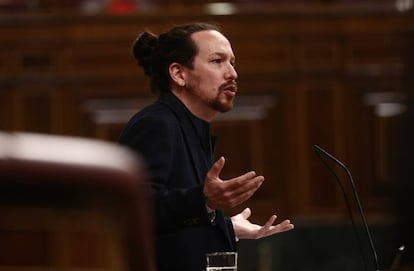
313 145 380 271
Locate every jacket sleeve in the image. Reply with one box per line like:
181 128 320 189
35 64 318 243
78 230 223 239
119 113 212 232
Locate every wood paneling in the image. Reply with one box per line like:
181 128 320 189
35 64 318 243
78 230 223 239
1 4 413 221
0 207 127 270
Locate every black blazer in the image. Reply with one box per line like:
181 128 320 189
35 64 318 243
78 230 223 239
119 92 237 271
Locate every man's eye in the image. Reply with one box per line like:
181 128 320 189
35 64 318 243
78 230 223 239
212 59 222 63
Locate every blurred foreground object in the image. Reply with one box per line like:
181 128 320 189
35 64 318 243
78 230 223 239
0 132 155 271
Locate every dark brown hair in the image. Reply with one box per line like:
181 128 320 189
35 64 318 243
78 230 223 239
132 22 221 95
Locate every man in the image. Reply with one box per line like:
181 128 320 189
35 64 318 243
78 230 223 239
119 22 294 271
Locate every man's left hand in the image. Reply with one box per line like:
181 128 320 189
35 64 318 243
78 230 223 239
231 208 294 240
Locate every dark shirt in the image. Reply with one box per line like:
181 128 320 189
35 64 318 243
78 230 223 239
188 107 217 169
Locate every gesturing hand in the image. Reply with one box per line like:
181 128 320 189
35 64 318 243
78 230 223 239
231 208 294 240
203 157 264 210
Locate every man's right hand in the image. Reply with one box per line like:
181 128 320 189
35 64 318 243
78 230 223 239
203 156 264 210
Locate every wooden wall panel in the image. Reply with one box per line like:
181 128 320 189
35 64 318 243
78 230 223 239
0 207 128 271
1 5 413 221
68 41 133 73
0 230 52 266
10 90 52 133
345 34 404 76
0 90 12 130
294 38 342 72
344 87 403 213
298 82 343 212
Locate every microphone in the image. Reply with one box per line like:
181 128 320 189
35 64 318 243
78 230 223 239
313 144 380 271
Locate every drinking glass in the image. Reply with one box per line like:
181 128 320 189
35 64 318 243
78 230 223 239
205 252 237 271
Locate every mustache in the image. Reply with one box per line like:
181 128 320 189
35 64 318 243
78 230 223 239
220 80 238 92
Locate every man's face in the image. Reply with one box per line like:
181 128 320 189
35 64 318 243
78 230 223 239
183 30 238 113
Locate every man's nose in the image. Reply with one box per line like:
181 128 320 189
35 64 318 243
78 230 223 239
226 65 238 80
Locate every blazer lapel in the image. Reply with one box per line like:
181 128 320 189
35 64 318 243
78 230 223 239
159 93 209 185
179 119 209 185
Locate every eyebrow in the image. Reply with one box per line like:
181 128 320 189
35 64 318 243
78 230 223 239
210 52 236 63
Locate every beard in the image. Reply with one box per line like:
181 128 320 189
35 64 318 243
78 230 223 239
209 92 235 113
185 83 235 113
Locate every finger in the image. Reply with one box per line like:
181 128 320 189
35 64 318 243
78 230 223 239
241 208 251 219
209 175 263 209
264 220 295 236
230 177 264 201
207 156 225 179
223 171 257 188
236 171 259 182
225 186 259 208
224 175 264 196
278 220 295 231
257 215 277 238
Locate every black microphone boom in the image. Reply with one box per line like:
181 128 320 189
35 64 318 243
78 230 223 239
313 144 380 271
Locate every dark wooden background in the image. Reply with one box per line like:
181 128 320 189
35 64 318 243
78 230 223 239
1 1 413 225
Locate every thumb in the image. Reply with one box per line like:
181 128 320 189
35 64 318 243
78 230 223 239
241 207 251 219
208 156 225 179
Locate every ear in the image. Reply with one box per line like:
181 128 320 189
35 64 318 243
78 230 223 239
169 63 186 87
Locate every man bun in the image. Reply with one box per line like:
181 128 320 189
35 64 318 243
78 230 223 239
132 31 158 77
